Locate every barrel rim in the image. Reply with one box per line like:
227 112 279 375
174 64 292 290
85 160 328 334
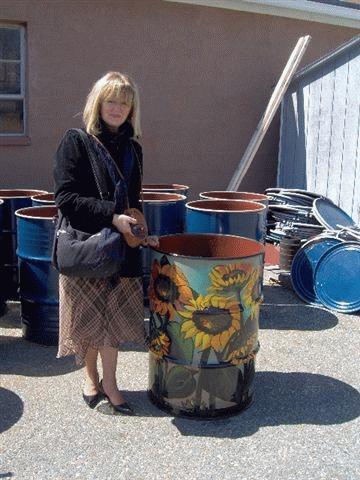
200 190 269 201
186 199 266 213
150 233 265 259
15 206 58 219
0 189 48 199
31 193 55 202
142 183 189 191
141 192 187 203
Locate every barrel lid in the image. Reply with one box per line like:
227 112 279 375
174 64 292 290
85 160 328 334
291 236 342 304
313 198 355 230
314 242 360 313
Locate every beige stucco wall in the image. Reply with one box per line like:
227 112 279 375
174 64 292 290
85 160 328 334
0 0 359 198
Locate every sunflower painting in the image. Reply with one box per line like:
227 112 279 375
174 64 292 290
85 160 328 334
148 251 264 418
148 331 171 358
179 294 241 352
240 267 263 321
148 257 193 320
208 263 254 298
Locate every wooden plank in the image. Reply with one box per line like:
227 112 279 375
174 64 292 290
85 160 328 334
227 35 311 191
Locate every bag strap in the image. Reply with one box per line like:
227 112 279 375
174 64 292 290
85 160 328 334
74 128 106 200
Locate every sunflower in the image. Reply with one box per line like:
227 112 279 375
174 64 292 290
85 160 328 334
241 268 262 320
208 263 254 297
226 333 259 366
149 259 193 320
148 331 171 358
179 294 241 352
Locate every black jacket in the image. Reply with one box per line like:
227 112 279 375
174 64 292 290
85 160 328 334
53 122 143 277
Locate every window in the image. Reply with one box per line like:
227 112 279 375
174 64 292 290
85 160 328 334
0 25 26 135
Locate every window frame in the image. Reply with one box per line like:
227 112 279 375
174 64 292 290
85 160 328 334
0 23 27 139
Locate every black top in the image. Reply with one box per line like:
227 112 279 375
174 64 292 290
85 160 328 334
53 120 143 277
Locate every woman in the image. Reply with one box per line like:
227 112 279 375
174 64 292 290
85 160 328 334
54 71 157 415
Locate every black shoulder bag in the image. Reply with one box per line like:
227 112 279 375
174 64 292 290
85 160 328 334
52 129 125 278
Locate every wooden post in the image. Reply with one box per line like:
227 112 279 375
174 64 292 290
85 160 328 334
227 35 311 191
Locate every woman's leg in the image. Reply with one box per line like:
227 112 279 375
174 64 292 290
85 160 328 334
83 346 100 396
99 346 126 405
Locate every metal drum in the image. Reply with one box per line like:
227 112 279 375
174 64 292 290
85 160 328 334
142 192 186 302
186 199 267 243
0 189 48 300
200 191 269 207
291 234 342 304
31 193 55 206
0 199 5 314
143 183 189 197
279 237 302 271
314 241 360 313
147 233 265 418
15 206 59 345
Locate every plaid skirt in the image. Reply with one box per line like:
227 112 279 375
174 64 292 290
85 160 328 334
57 273 145 365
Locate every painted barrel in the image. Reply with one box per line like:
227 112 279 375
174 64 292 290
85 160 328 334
142 192 187 302
0 189 48 300
31 193 55 206
200 191 269 207
15 206 59 346
147 233 265 418
291 234 343 305
143 183 189 197
186 199 267 243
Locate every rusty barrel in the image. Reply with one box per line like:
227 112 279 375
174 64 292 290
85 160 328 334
186 199 267 243
200 191 269 207
148 233 265 418
143 183 189 197
0 189 48 300
15 206 59 345
31 193 55 206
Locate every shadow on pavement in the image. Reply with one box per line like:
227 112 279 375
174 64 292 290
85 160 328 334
0 388 23 434
170 371 360 438
260 303 338 330
0 335 80 377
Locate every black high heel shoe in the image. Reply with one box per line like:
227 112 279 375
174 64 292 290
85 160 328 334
82 380 106 409
98 380 135 416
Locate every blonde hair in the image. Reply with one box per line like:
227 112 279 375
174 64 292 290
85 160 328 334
83 71 141 137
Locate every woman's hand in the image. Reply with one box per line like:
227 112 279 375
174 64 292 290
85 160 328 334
112 214 137 235
141 235 159 248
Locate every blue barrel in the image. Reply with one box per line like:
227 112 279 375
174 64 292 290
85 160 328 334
142 192 187 302
0 189 48 300
291 234 343 305
148 233 265 418
31 193 55 206
186 199 267 243
143 183 189 197
200 191 269 207
0 199 5 315
15 206 59 346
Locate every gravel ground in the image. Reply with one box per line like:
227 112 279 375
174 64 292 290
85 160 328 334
1 279 359 480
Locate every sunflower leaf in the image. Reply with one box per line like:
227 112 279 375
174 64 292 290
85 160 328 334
165 366 196 399
200 366 239 402
167 322 194 363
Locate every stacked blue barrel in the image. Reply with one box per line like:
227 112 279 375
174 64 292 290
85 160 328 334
15 206 59 345
0 199 5 315
0 189 47 301
141 185 189 303
31 193 55 207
